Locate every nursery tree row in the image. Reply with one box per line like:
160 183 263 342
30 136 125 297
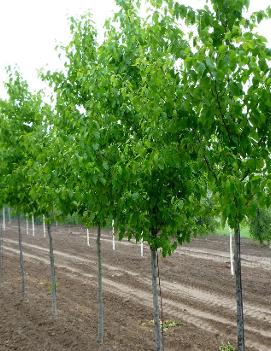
0 1 271 350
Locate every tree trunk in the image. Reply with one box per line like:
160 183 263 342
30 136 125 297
18 215 26 297
97 225 104 343
26 215 29 236
43 215 46 238
234 224 245 351
0 224 4 275
47 223 57 318
151 248 162 351
32 214 35 237
112 219 115 251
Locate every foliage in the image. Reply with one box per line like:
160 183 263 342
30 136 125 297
0 68 44 215
39 4 216 256
248 208 271 244
43 13 116 228
194 196 219 233
0 0 270 349
95 0 216 255
167 1 271 348
165 0 271 229
141 319 182 331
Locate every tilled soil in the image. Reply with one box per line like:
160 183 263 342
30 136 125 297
0 223 270 351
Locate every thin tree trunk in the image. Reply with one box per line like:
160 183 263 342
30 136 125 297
97 225 104 343
112 219 115 251
0 224 4 275
47 223 57 318
151 248 162 351
43 215 46 238
32 214 35 237
234 224 245 351
18 215 26 297
8 208 11 222
26 215 29 236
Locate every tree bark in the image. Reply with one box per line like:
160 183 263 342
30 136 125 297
151 248 162 351
47 223 57 318
0 224 4 275
26 215 29 236
18 215 26 297
96 225 104 343
112 219 115 251
140 239 144 257
32 214 35 237
43 215 46 238
87 228 90 247
234 224 245 351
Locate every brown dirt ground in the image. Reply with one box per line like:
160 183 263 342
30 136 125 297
0 222 270 351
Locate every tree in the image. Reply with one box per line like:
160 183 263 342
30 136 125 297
91 1 215 349
0 68 43 297
166 1 271 349
249 208 271 245
24 98 70 319
43 14 116 342
0 68 60 315
43 6 214 348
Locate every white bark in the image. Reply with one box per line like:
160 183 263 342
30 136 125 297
87 228 90 247
43 215 46 238
26 215 29 236
32 214 35 237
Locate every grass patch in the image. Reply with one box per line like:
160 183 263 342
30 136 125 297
219 342 236 351
214 223 251 238
141 319 182 331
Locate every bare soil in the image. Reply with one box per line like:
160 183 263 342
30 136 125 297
0 222 270 351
